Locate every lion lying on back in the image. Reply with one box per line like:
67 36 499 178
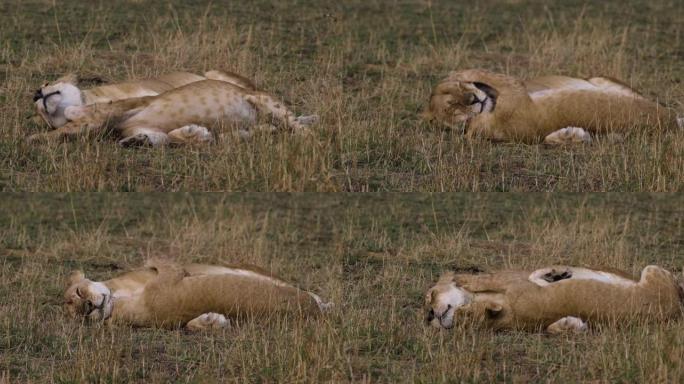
423 69 682 144
30 70 317 146
425 265 683 333
65 261 330 330
33 70 255 129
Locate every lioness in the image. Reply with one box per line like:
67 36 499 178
28 70 317 146
425 265 683 333
33 70 255 129
65 261 330 330
423 69 682 144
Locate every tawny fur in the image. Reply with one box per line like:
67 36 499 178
64 263 257 319
423 69 679 143
425 265 683 332
111 262 323 328
34 70 255 129
64 261 326 329
29 77 313 145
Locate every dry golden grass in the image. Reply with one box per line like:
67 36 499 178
0 1 682 191
1 194 683 382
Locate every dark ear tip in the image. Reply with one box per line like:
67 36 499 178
472 82 499 98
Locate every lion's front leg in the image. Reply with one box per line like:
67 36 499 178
464 115 507 142
26 119 101 143
453 273 511 293
185 312 230 331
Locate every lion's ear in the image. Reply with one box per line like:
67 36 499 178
484 302 503 319
472 82 498 98
55 73 79 85
434 81 460 95
67 270 85 286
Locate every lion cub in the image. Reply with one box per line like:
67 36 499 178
65 261 330 330
425 265 683 333
33 70 254 129
29 71 317 146
423 69 681 144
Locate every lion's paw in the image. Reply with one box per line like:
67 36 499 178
295 115 320 127
168 124 214 144
543 127 592 145
186 312 230 331
546 316 588 334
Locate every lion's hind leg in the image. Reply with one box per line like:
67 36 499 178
546 316 588 334
204 70 257 91
543 127 592 145
185 312 230 331
243 92 318 133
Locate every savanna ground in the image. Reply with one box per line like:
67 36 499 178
1 194 683 382
0 0 682 191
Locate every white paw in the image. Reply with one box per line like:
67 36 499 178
186 312 229 331
544 127 592 145
547 316 588 334
295 115 320 127
168 124 214 144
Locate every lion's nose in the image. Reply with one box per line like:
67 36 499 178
33 89 43 102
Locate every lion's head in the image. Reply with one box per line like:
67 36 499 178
425 273 507 330
33 74 85 128
64 270 113 322
422 80 498 129
424 273 474 329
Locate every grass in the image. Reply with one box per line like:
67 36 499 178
0 0 682 191
1 194 684 382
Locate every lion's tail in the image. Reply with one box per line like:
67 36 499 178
308 292 334 313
